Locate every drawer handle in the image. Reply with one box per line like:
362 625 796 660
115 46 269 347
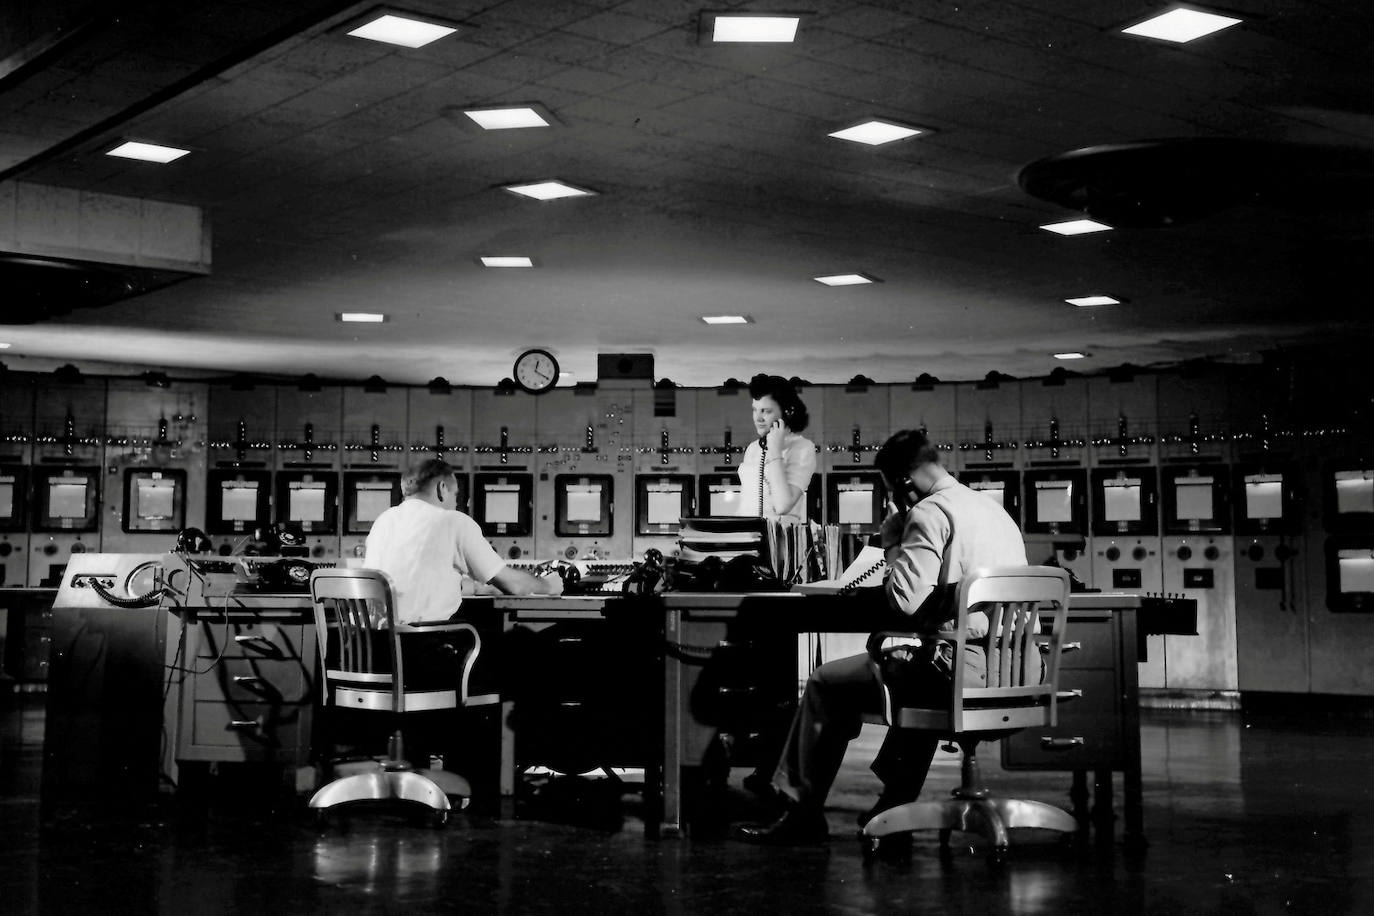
1040 736 1085 750
227 719 262 732
1057 689 1084 701
233 675 282 702
717 686 757 696
1061 642 1081 653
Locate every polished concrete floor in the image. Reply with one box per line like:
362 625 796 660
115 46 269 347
2 690 1372 915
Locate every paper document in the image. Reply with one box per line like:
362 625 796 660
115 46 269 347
793 545 887 594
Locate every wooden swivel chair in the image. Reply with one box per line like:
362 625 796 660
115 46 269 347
861 566 1078 862
308 568 494 826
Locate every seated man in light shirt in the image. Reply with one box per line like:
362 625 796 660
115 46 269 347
365 457 561 625
733 428 1028 845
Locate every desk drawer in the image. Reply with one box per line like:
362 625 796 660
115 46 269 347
1002 668 1122 770
190 621 309 661
1057 614 1116 670
186 657 312 705
185 700 308 760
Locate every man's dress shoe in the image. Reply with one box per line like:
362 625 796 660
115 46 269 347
733 807 830 845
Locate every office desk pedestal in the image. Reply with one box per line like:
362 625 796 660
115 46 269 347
1001 601 1144 849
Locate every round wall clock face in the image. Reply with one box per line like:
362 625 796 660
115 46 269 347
513 348 559 393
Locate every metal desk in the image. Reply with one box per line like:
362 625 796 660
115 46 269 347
656 591 1144 842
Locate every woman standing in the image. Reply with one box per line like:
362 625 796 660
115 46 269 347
739 374 817 521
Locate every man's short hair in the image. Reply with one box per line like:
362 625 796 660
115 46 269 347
874 429 941 482
402 457 456 497
747 373 810 433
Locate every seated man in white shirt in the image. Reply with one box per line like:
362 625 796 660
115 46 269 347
358 458 562 777
733 429 1028 845
365 457 561 625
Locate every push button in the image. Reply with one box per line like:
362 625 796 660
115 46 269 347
1105 546 1120 562
1247 544 1264 562
1176 545 1192 561
1132 546 1148 562
1204 546 1220 561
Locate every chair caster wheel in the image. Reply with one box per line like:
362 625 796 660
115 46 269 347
861 835 881 861
989 847 1008 867
431 809 450 829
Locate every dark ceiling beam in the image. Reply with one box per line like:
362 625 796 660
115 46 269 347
0 0 363 185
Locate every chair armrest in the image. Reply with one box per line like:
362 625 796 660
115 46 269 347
866 629 959 656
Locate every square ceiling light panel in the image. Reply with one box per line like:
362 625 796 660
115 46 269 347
828 119 924 146
346 12 458 48
1040 218 1113 235
464 106 551 130
503 180 596 201
1122 7 1242 43
707 13 801 42
105 141 191 163
814 274 877 286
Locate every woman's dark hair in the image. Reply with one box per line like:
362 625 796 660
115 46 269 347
402 457 456 497
874 429 942 483
748 374 810 432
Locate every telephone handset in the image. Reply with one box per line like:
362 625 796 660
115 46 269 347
892 476 921 513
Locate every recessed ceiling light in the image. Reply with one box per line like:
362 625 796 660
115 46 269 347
346 13 457 48
828 120 923 146
481 256 534 268
337 313 388 323
700 315 754 325
814 274 875 286
1122 7 1242 43
710 14 800 43
503 180 595 201
1040 218 1113 236
105 141 190 163
1066 295 1121 307
464 107 550 130
1054 352 1088 360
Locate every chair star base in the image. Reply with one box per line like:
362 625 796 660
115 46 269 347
309 764 472 816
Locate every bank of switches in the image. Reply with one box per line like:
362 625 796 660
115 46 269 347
509 558 650 595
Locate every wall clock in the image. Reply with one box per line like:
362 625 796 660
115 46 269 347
513 348 559 394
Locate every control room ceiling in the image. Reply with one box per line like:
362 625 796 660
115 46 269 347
1 0 1372 386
